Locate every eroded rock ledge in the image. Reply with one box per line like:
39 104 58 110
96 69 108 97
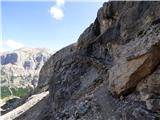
109 25 160 96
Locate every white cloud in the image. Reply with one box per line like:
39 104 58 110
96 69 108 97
4 40 24 50
56 0 64 7
49 0 65 20
49 6 64 20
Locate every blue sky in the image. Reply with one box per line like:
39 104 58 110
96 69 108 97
1 0 105 52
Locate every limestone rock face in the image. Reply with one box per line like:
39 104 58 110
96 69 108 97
0 48 52 99
2 1 160 120
137 65 160 111
46 2 160 120
108 25 160 95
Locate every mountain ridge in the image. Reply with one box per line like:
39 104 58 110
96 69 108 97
0 47 52 100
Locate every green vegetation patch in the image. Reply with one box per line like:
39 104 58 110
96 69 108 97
1 86 12 99
1 87 31 99
11 87 30 98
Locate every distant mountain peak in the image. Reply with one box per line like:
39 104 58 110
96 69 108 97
0 47 52 100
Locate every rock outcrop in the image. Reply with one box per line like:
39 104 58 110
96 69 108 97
34 44 76 94
1 1 160 120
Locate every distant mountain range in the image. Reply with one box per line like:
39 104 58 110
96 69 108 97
0 48 53 99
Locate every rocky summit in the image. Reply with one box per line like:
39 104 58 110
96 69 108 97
1 1 160 120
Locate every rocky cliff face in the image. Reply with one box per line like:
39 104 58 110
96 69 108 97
1 1 160 120
0 48 52 99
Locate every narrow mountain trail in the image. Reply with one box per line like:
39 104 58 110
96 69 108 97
0 91 49 120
